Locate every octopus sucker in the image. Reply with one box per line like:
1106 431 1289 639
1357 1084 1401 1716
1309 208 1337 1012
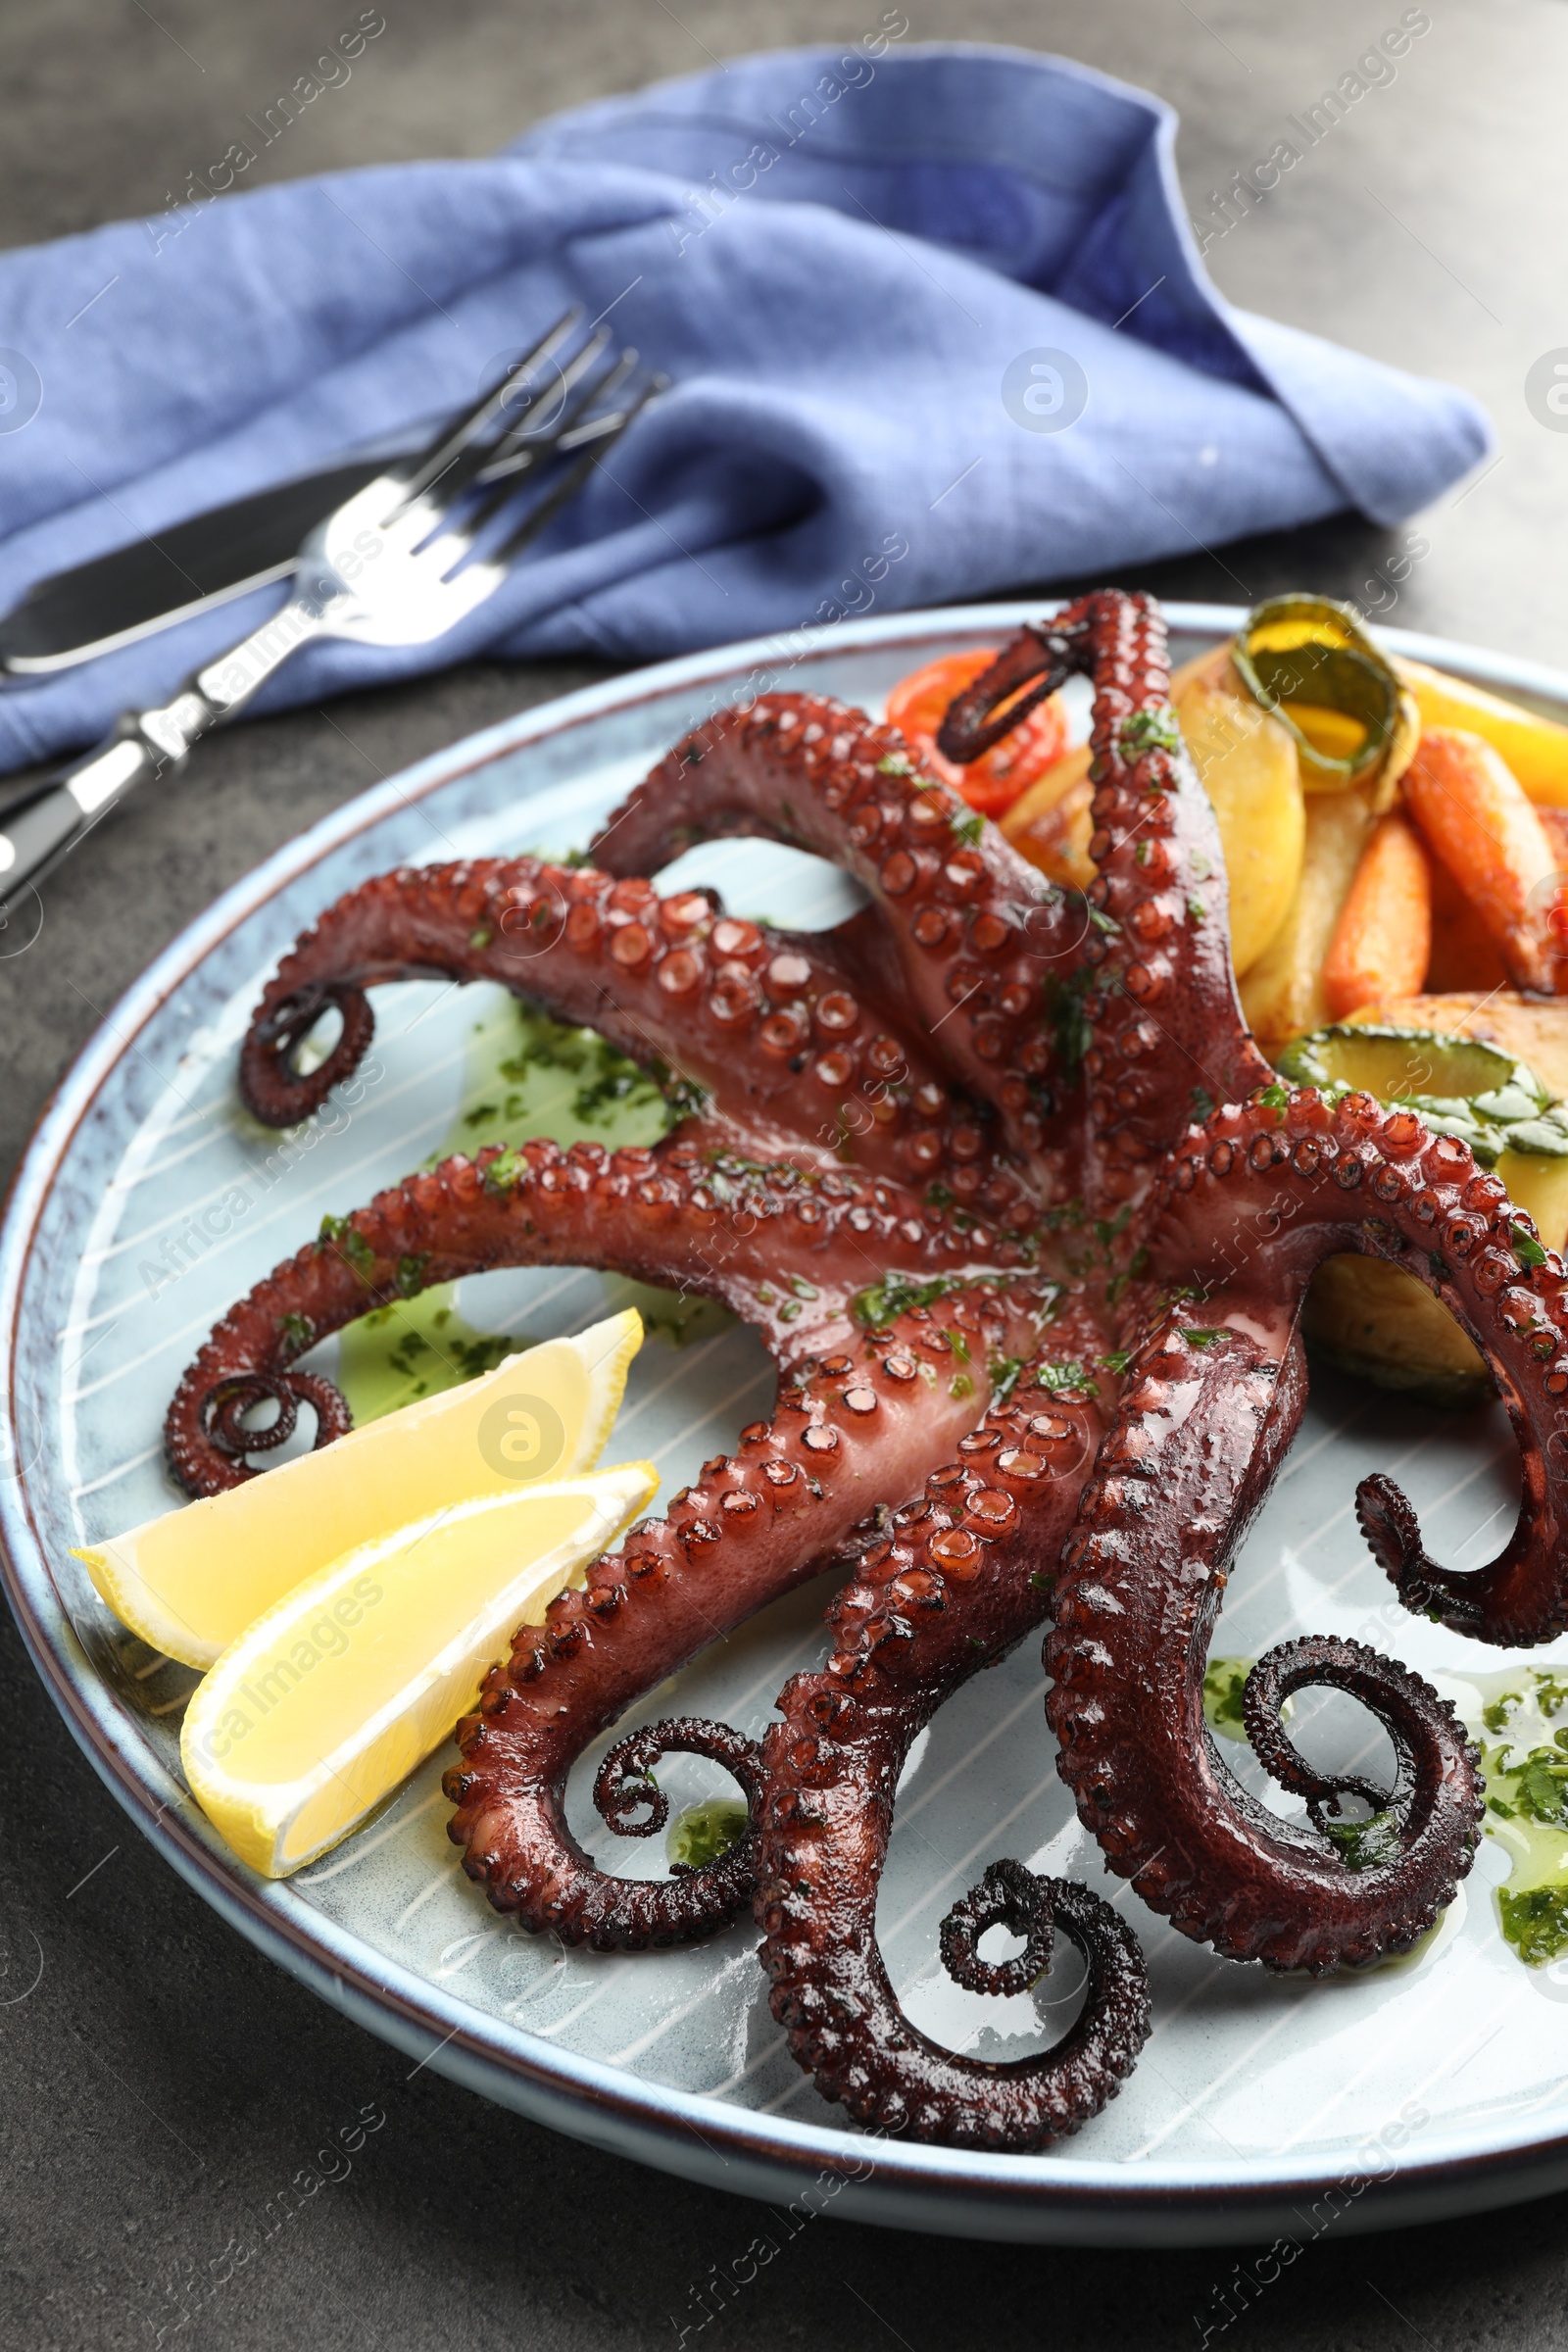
444 1291 1044 1950
165 586 1531 2151
164 1133 1037 1497
1147 1088 1568 1646
237 855 1007 1199
1046 1311 1483 1974
756 1370 1151 2147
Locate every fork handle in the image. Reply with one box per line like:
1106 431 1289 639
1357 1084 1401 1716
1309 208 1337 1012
0 723 174 904
0 590 330 904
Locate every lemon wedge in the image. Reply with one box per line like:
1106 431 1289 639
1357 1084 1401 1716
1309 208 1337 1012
76 1309 641 1670
181 1461 657 1877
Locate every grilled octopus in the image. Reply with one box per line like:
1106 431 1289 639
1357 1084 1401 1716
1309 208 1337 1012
167 590 1563 2150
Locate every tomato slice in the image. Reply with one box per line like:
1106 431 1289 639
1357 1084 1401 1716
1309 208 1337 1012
884 649 1070 818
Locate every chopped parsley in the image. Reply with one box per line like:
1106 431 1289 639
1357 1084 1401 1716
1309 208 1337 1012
1050 968 1094 1078
667 1797 750 1872
1322 1808 1403 1872
1498 1885 1568 1966
318 1213 375 1281
483 1149 527 1196
850 1272 966 1328
1201 1658 1251 1739
1119 710 1181 757
395 1251 431 1299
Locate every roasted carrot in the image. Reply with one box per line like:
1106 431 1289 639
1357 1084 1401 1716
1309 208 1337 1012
1396 658 1568 808
1540 806 1568 869
1322 810 1433 1018
1425 856 1508 993
1401 727 1565 994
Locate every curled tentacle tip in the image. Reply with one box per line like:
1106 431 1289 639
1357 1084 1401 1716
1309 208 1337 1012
594 1757 669 1838
940 1858 1055 1997
239 982 375 1129
172 1368 353 1496
592 1715 763 1847
1355 1473 1487 1634
1354 1470 1421 1584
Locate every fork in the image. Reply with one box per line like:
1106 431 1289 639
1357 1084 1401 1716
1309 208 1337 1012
0 313 663 906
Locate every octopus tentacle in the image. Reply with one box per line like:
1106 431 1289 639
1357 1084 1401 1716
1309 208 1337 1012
939 1858 1055 1996
444 1301 1039 1949
166 585 1536 2149
238 857 998 1196
591 694 1084 1192
1152 1089 1568 1644
592 1718 764 1848
756 1371 1151 2147
937 621 1084 764
1242 1639 1426 1841
1047 1307 1483 1972
197 1366 354 1463
943 596 1272 1196
243 980 376 1123
166 1130 1035 1495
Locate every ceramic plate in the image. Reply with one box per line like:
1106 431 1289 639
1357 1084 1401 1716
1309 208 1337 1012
8 601 1568 2249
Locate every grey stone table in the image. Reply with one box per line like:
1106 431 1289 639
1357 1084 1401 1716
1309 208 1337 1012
2 3 1565 2345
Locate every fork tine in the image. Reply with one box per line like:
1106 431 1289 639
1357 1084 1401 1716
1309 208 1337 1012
491 373 666 564
466 329 615 489
560 344 641 431
515 325 614 432
474 345 639 492
392 307 581 510
461 352 642 538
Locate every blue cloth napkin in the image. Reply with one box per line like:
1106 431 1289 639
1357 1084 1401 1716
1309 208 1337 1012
0 39 1492 775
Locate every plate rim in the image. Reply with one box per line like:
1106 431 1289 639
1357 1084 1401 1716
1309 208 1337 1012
9 596 1568 2246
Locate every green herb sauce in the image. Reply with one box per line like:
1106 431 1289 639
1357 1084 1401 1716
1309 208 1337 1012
666 1798 750 1871
1445 1665 1568 1966
338 1284 520 1424
336 990 733 1412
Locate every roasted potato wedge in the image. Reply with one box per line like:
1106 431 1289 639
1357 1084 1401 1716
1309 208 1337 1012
1302 1257 1489 1408
1172 679 1305 977
1000 742 1095 889
1239 786 1376 1052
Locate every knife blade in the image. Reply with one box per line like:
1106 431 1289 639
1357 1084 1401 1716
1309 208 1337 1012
0 457 390 677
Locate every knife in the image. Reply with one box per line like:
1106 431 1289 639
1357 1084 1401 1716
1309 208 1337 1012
0 343 602 683
0 457 395 677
